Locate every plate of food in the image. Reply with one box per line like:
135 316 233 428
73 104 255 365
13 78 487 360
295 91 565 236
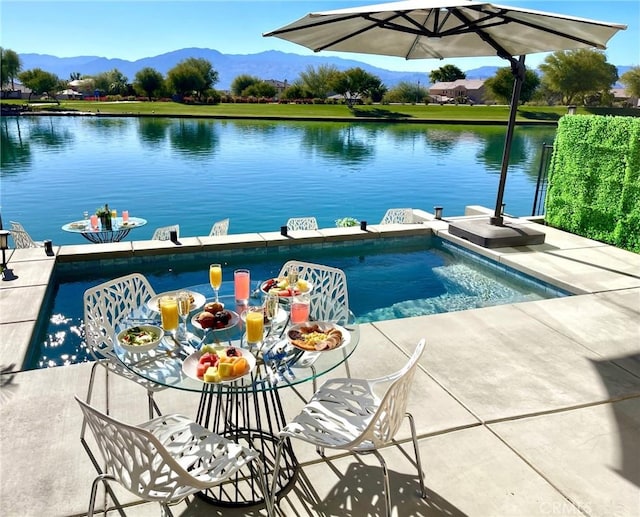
191 306 240 331
182 345 255 384
117 324 164 353
287 322 350 352
260 277 313 298
146 290 206 313
69 222 88 229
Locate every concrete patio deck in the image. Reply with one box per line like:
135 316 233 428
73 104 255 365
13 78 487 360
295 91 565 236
1 213 639 517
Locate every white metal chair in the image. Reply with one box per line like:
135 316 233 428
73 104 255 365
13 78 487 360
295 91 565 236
209 218 229 236
76 396 273 517
286 217 318 231
277 261 351 395
278 260 349 324
83 273 164 421
270 339 427 516
380 208 413 224
152 224 179 240
9 221 44 248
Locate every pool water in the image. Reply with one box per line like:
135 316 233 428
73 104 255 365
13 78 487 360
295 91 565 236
29 237 567 369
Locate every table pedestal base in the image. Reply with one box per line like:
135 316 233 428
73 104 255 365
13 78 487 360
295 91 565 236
195 372 298 506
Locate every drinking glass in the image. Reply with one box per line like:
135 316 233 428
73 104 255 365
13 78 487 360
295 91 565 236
122 210 129 223
287 265 299 294
234 268 250 305
290 292 310 325
245 305 264 347
209 263 222 301
176 291 191 340
159 295 179 335
83 211 89 220
264 293 280 326
90 214 98 229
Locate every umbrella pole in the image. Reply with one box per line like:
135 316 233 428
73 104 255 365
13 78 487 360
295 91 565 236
490 55 526 226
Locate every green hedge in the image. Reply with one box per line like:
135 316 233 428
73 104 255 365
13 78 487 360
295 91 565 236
546 115 640 253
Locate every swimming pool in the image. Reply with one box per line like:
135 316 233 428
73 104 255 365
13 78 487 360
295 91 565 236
29 235 568 369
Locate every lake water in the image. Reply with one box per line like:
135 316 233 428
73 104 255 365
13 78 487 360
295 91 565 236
1 116 556 244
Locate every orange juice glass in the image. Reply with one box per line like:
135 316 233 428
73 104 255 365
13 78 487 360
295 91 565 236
245 307 264 344
159 296 179 333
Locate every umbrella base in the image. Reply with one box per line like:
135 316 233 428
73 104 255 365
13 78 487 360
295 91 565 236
448 218 545 248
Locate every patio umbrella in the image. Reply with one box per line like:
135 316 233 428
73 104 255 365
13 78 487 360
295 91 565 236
264 0 626 246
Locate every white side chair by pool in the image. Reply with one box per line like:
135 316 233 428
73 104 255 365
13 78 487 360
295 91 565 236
9 221 44 248
380 208 413 224
278 260 350 394
82 273 166 513
152 224 179 241
83 273 164 420
209 218 230 236
286 217 318 231
278 260 349 324
270 338 427 517
76 396 273 517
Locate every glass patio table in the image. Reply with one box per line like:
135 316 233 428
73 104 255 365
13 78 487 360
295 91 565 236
113 283 360 508
62 216 147 243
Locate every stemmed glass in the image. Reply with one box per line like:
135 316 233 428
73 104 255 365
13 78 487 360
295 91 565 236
209 263 222 302
176 291 191 341
287 265 299 295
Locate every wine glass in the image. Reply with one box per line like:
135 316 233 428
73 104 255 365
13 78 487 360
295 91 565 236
176 291 191 341
209 263 222 301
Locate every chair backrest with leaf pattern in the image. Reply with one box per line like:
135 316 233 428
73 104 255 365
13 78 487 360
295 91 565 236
151 225 179 241
10 221 41 248
75 396 257 502
380 208 413 224
360 338 426 448
83 273 156 362
286 217 318 231
278 260 349 324
209 218 230 236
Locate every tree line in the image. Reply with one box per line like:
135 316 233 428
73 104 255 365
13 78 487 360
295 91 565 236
2 47 639 107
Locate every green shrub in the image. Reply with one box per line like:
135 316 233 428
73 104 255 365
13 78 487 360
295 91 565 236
546 115 640 252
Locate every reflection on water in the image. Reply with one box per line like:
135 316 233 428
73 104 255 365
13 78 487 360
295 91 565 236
31 238 564 369
1 116 556 244
169 119 219 158
1 117 32 173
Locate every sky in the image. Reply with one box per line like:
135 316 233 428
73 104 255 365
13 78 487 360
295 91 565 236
1 0 638 73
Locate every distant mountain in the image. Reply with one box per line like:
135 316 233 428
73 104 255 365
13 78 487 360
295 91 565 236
16 49 632 90
18 48 428 90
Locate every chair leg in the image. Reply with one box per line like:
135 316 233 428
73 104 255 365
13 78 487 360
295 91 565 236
372 449 392 517
81 362 101 442
160 503 175 517
270 438 286 509
148 391 162 419
88 473 118 517
252 457 275 517
81 437 126 517
406 412 427 498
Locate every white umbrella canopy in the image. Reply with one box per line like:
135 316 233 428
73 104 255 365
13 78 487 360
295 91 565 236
264 0 626 61
265 1 626 245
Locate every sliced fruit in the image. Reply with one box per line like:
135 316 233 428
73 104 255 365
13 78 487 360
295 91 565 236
232 357 249 377
218 362 234 379
203 366 220 383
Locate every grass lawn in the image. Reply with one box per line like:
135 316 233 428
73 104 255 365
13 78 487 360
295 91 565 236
3 99 637 122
